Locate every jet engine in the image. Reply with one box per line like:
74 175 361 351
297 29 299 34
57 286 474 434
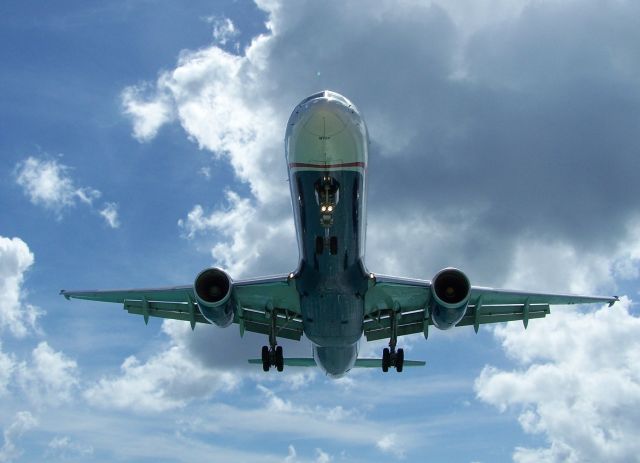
193 268 235 327
429 267 471 330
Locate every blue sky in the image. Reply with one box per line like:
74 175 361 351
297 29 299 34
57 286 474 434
1 1 640 461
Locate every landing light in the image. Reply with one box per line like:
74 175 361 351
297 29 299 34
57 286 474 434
327 205 333 212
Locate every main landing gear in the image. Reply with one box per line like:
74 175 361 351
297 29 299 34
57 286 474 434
382 346 404 373
261 307 284 372
382 308 405 372
261 345 283 372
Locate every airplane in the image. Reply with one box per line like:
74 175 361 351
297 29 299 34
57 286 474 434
61 90 619 378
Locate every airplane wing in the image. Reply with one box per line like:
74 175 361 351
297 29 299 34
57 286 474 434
60 274 304 341
363 274 619 342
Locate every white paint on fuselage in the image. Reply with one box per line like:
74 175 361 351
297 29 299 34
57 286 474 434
286 90 368 171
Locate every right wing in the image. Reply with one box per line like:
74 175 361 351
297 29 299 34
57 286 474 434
363 274 618 342
61 274 304 341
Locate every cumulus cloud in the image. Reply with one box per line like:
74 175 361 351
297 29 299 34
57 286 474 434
83 332 239 413
0 411 37 463
121 81 175 142
178 191 295 276
121 0 640 286
14 156 120 228
14 156 98 213
16 342 79 408
0 236 41 338
475 298 640 462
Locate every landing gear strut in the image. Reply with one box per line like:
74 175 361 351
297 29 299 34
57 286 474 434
381 308 405 372
261 308 284 372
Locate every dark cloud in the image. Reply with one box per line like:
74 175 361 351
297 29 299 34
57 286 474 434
251 0 640 283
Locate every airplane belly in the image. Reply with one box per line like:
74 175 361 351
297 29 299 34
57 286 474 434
284 92 370 351
302 292 364 346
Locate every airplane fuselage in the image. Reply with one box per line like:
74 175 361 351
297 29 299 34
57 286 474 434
285 91 370 376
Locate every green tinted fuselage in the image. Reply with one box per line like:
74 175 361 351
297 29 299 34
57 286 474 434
285 91 370 377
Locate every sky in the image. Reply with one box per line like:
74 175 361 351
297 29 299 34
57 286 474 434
1 0 640 461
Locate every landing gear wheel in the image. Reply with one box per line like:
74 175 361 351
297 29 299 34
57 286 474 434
382 348 390 372
396 348 404 373
261 346 270 372
275 345 284 372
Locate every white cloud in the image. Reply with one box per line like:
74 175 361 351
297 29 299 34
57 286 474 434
0 236 41 338
282 445 332 463
284 445 297 463
83 339 239 413
178 191 295 276
121 80 175 142
314 448 331 463
205 16 240 46
475 298 640 462
0 344 15 397
45 435 94 459
14 156 98 213
14 156 120 227
376 433 405 459
120 18 294 277
16 342 79 407
99 202 120 228
0 411 37 463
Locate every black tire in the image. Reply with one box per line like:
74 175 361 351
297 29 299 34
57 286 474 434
382 347 390 372
330 236 338 255
396 348 404 373
275 345 284 372
261 346 270 372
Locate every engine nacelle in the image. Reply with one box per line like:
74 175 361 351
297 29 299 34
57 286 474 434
429 267 471 330
193 268 235 327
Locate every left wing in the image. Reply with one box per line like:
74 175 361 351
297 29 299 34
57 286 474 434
61 274 304 341
363 274 619 342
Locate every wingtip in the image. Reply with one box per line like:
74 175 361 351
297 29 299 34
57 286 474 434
609 296 620 307
60 290 70 300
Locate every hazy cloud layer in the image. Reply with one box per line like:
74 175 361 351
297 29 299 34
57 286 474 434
14 156 120 228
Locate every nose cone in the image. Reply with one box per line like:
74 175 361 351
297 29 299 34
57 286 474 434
313 345 358 378
285 90 368 167
303 103 346 137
